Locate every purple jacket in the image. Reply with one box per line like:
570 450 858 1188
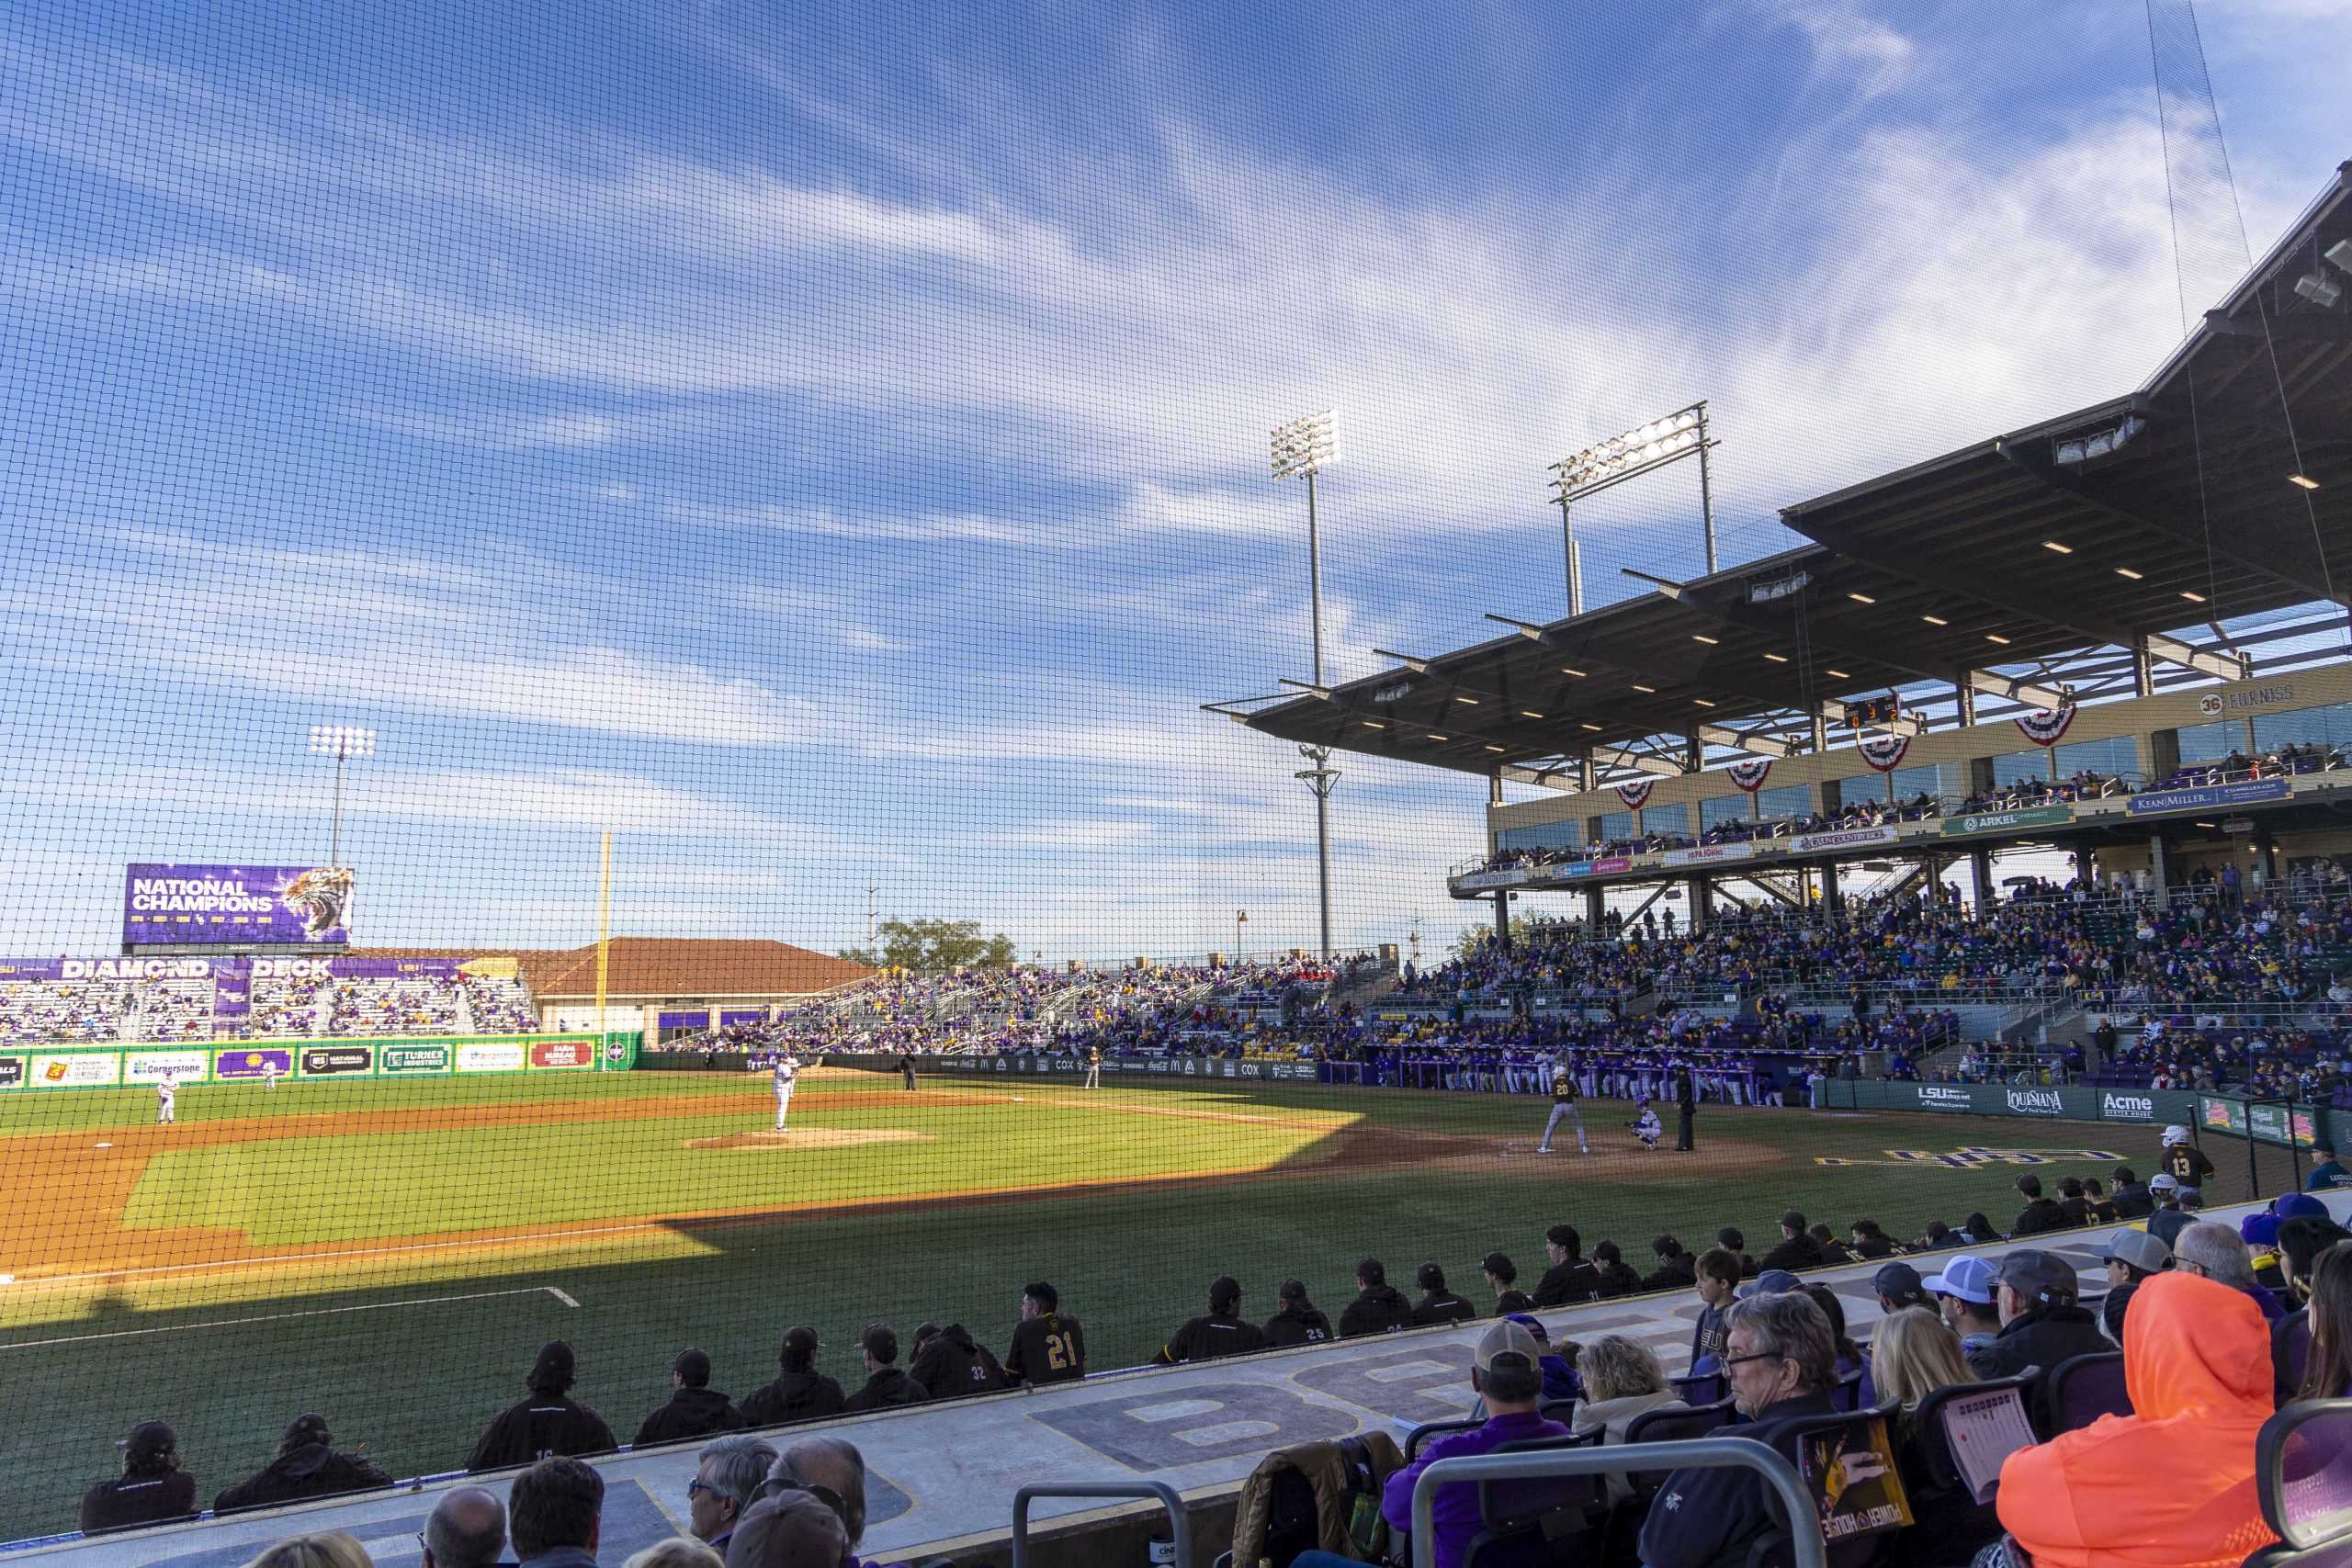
1380 1410 1570 1568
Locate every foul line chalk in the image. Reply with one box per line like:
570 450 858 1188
0 1284 579 1351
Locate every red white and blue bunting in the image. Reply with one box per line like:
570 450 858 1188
1727 758 1774 793
2014 706 2078 747
1858 733 1912 773
1614 778 1656 810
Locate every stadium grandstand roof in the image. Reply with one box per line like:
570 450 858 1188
353 939 871 998
1222 161 2352 789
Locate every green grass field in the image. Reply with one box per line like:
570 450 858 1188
0 1065 2278 1540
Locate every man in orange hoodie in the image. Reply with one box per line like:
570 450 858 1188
1993 1270 2278 1568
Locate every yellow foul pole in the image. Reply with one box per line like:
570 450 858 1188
596 829 612 1044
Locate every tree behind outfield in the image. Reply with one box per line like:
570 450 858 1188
840 918 1018 973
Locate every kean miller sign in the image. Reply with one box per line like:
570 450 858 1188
123 863 355 947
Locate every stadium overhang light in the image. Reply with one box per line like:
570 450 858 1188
1427 733 1449 741
1825 669 1850 679
1579 723 1603 732
1483 745 1506 753
2295 272 2343 308
1691 634 1719 645
1921 614 1949 626
2182 591 2208 603
1454 694 1479 705
2053 413 2146 467
1361 720 1386 729
2328 239 2352 275
1372 648 1431 672
1559 665 1587 678
1520 709 1544 719
2115 567 2144 580
1763 652 1789 663
1693 698 1716 707
1847 592 1876 604
1630 682 1657 694
1984 634 2011 645
2290 473 2322 491
2041 541 2074 554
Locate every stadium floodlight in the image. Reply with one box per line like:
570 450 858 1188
1270 410 1340 959
2294 271 2343 309
306 725 377 870
2327 240 2352 275
1546 402 1717 605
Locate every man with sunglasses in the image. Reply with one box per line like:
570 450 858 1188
687 1435 776 1556
1639 1292 1841 1568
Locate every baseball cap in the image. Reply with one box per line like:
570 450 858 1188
529 1340 576 1390
2098 1230 2172 1274
1481 1251 1516 1279
2149 1173 2179 1192
673 1348 712 1387
1998 1249 2079 1306
1502 1312 1551 1345
1737 1269 1803 1301
1209 1274 1243 1310
1475 1316 1544 1373
123 1422 177 1465
281 1413 332 1448
2163 1124 2191 1145
1925 1254 1997 1305
2275 1193 2330 1221
1872 1262 1927 1302
2241 1214 2281 1249
861 1323 899 1364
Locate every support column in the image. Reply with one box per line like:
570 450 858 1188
2132 639 2155 699
1494 889 1511 950
1488 770 1504 807
1585 885 1604 929
2148 834 2170 896
1690 877 1711 931
1811 713 1829 754
1823 860 1843 913
1955 673 1977 728
1971 846 1995 912
2256 825 2278 889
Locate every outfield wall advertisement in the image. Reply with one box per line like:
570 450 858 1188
0 1032 639 1090
1822 1078 2349 1146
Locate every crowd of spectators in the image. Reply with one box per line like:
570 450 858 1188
79 1162 2352 1568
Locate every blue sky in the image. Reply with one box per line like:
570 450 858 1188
1 0 2346 962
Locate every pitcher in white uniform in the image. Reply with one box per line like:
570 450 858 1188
771 1053 799 1130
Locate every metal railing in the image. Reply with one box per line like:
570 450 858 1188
1408 1437 1826 1568
1011 1480 1192 1568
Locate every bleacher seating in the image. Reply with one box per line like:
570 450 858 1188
0 976 132 1043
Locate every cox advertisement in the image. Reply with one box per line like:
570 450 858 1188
123 863 354 947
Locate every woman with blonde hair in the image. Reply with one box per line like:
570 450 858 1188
1871 1305 1973 1411
623 1540 725 1568
241 1531 373 1568
1567 1335 1687 1501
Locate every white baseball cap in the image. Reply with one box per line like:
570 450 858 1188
2163 1124 2191 1145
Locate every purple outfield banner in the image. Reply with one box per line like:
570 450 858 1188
124 864 355 948
215 1047 293 1078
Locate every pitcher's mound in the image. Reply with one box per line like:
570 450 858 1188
687 1128 931 1151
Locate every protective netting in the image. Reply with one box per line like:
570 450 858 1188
0 0 2344 1553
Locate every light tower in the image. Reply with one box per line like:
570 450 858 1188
306 725 377 867
1271 410 1340 959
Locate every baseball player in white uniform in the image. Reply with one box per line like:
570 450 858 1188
156 1069 178 1125
771 1053 799 1131
262 1058 281 1093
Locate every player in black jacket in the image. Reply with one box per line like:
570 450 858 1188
1004 1281 1087 1385
465 1341 617 1472
1532 1224 1601 1306
1482 1251 1534 1314
1759 1212 1826 1273
2161 1126 2218 1191
842 1324 927 1411
1409 1262 1476 1325
1642 1235 1698 1292
739 1326 847 1427
81 1422 198 1535
1589 1240 1643 1298
1261 1278 1335 1346
1155 1275 1269 1362
1338 1258 1415 1337
214 1415 393 1515
631 1349 746 1447
909 1322 1009 1398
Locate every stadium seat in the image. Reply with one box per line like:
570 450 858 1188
1463 1431 1610 1567
1899 1373 2041 1565
1536 1396 1579 1426
1674 1371 1726 1406
1408 1416 1490 1461
1832 1369 1867 1412
2041 1351 2130 1437
2245 1399 2352 1567
1600 1397 1742 1562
